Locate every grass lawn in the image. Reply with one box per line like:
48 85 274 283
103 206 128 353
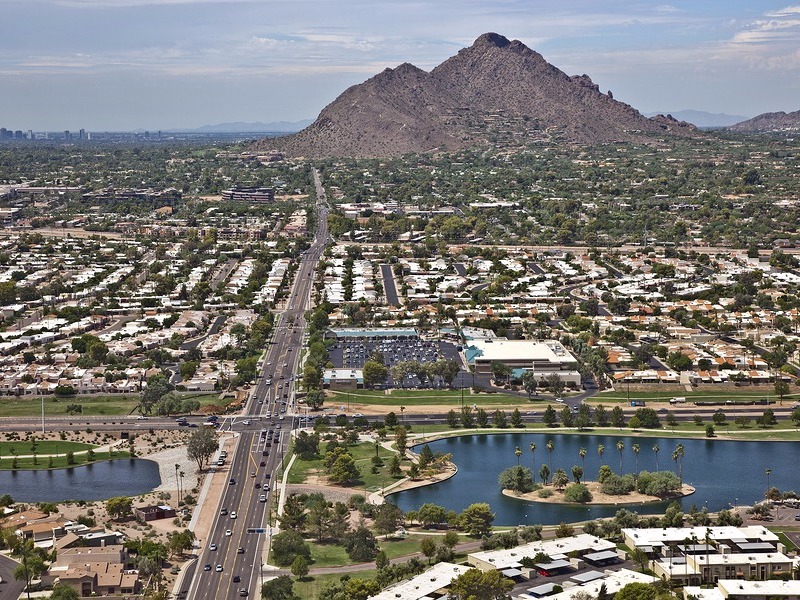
411 421 800 443
287 441 401 491
588 389 798 404
294 569 376 599
0 392 223 418
330 389 527 407
309 541 351 567
0 440 94 455
771 530 798 552
0 450 131 470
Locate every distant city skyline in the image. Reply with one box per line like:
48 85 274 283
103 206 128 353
2 0 799 131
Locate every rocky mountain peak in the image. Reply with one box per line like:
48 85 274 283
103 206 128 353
259 33 697 158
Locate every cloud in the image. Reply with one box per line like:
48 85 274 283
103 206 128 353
714 4 800 69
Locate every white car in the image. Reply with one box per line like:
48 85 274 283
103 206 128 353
242 420 251 426
230 511 237 519
259 494 267 503
209 543 217 551
225 529 232 536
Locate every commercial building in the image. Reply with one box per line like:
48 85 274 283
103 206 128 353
464 338 581 385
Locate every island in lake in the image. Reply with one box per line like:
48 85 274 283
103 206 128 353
503 480 695 506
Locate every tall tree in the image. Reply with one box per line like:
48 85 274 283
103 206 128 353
449 568 513 600
187 427 218 471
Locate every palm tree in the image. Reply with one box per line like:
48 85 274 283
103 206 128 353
632 443 640 473
539 464 550 485
515 446 522 465
175 463 180 500
179 471 185 503
529 442 536 470
672 449 680 478
616 440 625 473
546 440 555 473
579 447 587 470
676 443 685 486
652 444 660 471
597 443 605 465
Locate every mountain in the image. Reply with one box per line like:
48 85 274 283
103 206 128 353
257 33 695 158
728 110 800 133
644 110 748 129
187 120 312 133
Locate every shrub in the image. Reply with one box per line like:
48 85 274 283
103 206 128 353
563 483 593 503
498 465 536 493
600 473 635 495
537 488 553 499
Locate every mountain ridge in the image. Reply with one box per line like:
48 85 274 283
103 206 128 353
728 110 800 133
256 33 696 158
643 110 749 129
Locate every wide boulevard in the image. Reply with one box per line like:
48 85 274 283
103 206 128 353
181 170 329 600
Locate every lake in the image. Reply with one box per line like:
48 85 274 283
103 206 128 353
391 433 800 525
0 458 162 502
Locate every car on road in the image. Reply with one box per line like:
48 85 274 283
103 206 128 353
255 482 260 489
239 589 248 597
215 565 223 572
209 543 217 551
220 508 228 515
250 471 256 478
203 564 211 571
259 494 267 502
229 478 235 485
233 575 240 583
230 511 237 519
237 547 245 554
242 420 251 425
136 415 148 420
555 397 564 403
259 461 266 467
225 529 232 536
795 514 800 521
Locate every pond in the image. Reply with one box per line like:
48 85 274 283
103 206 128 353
0 458 162 502
391 433 800 526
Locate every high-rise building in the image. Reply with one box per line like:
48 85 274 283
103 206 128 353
27 130 33 139
64 130 71 140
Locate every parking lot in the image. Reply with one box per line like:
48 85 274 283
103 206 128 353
328 336 464 387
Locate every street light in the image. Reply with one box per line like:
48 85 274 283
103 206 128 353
765 468 772 498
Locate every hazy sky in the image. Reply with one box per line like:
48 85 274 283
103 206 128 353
3 0 800 131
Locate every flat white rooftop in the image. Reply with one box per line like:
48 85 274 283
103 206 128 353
624 526 779 547
469 533 615 571
368 562 470 600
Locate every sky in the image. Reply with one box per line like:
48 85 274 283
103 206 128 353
2 0 800 131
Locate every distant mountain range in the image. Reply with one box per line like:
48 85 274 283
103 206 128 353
727 110 800 133
644 110 749 129
257 32 696 158
180 120 312 133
